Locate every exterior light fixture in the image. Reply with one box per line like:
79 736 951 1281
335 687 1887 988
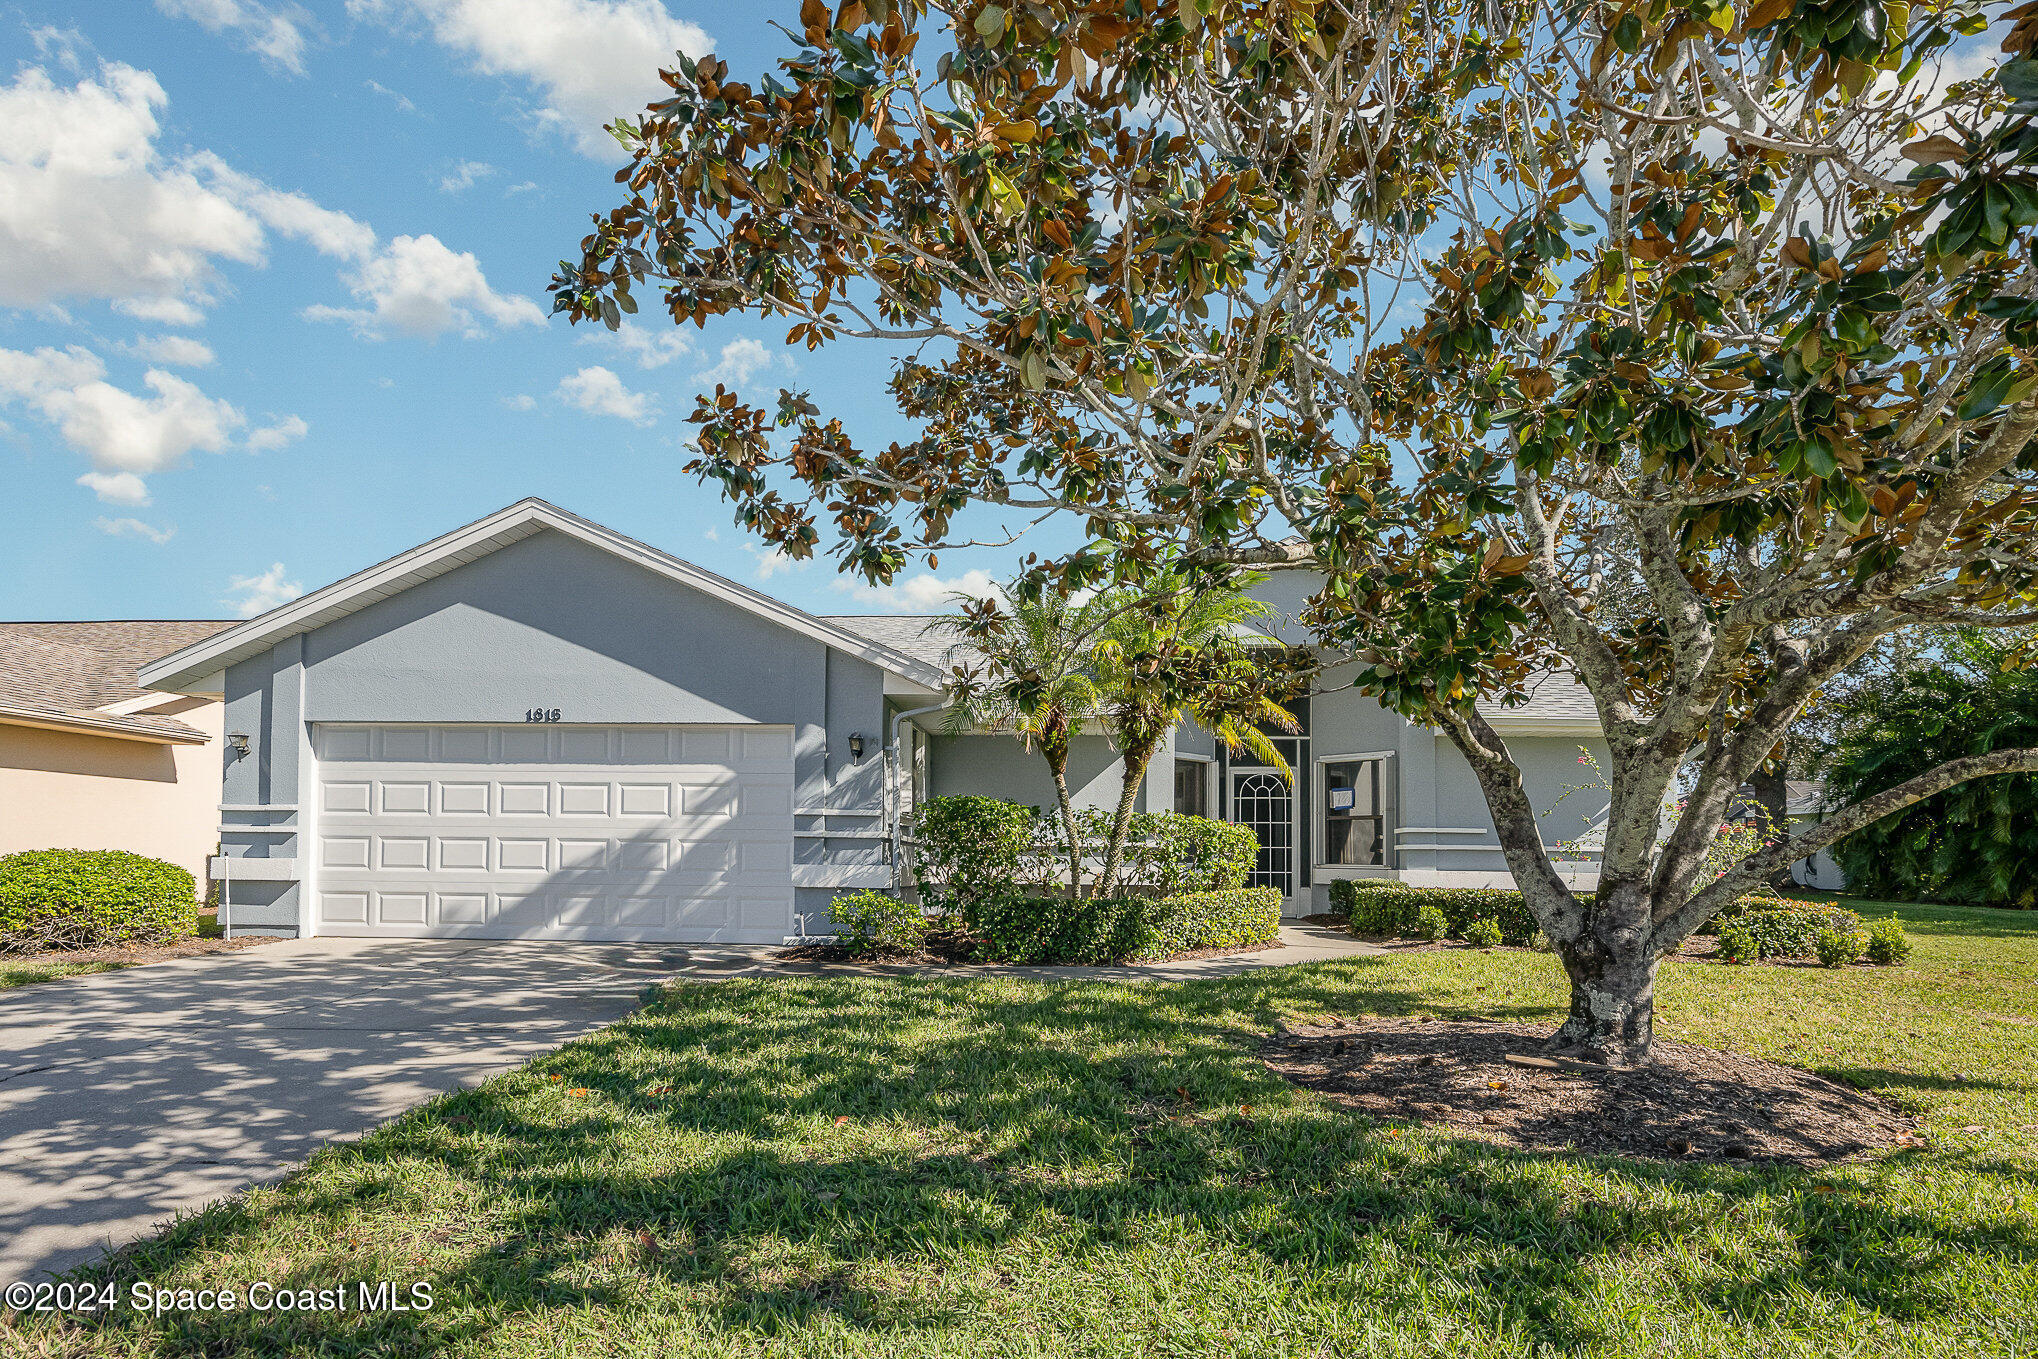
227 731 250 756
847 732 866 761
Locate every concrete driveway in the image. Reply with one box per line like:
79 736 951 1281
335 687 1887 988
0 937 675 1283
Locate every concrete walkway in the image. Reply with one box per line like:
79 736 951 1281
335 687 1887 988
0 924 1375 1282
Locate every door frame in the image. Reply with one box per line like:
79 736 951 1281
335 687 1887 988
1228 764 1300 905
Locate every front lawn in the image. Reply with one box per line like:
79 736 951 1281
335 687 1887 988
14 901 2035 1358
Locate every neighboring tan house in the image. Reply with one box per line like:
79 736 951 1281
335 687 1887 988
0 620 234 885
136 499 1611 942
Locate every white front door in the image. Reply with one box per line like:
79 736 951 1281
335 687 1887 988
313 723 794 942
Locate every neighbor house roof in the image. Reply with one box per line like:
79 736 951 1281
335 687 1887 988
139 500 948 695
0 620 232 743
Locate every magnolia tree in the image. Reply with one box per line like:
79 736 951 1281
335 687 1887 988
556 0 2038 1064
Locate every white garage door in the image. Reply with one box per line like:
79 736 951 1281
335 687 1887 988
312 724 794 942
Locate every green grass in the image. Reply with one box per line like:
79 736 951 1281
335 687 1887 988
0 957 122 990
0 908 228 991
16 901 2036 1358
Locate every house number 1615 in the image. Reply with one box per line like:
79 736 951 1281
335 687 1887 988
524 708 561 723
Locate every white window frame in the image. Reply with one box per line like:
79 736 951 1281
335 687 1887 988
1173 752 1215 818
1315 750 1394 871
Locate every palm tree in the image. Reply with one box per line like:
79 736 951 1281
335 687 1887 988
1090 576 1305 895
938 587 1107 896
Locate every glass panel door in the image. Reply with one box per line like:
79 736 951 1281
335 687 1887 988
1231 770 1294 895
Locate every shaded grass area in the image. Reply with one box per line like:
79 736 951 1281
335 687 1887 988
0 957 122 990
13 902 2036 1358
0 908 243 991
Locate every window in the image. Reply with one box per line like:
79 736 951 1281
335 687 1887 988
1321 758 1384 866
1173 759 1209 817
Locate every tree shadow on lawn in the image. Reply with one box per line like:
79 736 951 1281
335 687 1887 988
44 961 2038 1356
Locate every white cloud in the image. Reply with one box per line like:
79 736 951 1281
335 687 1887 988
246 413 309 450
77 471 151 505
94 515 175 544
302 233 544 339
0 63 265 318
554 365 657 423
113 296 208 327
832 568 1005 613
744 542 806 581
1 62 532 340
349 0 710 158
0 343 306 502
123 334 216 367
505 180 540 195
502 393 537 411
155 0 314 75
597 321 691 369
364 78 415 112
697 337 779 389
224 561 303 617
438 159 494 192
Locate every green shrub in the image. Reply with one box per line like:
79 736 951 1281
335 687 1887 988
1731 905 1859 960
1142 814 1258 894
1527 929 1554 953
1329 879 1783 948
1815 926 1868 968
1462 916 1503 947
1864 915 1912 965
1411 901 1449 941
965 887 1281 964
0 849 198 953
1717 924 1759 963
912 796 1035 912
829 890 927 957
1329 880 1536 944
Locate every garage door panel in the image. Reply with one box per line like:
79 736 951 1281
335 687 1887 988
315 724 794 942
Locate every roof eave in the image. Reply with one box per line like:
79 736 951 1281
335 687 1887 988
138 499 946 692
0 705 209 745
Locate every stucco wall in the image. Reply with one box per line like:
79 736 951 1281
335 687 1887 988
0 698 222 886
923 731 1162 814
218 528 897 936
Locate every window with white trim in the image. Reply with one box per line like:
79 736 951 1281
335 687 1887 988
1173 758 1210 817
1321 757 1385 866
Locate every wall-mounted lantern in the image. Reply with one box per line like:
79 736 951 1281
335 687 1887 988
226 731 250 756
847 732 866 761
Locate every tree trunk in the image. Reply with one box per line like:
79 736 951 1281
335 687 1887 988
1744 765 1795 892
1042 734 1084 898
1097 736 1158 895
1545 877 1658 1066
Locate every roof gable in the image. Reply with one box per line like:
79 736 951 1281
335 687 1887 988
138 500 946 693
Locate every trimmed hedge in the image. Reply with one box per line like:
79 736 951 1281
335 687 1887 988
1328 878 1780 947
0 849 199 953
1729 905 1859 960
913 795 1257 901
912 796 1035 913
1328 879 1538 944
964 886 1282 964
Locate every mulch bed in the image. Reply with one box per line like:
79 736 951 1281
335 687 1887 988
1262 1016 1920 1164
778 924 1283 968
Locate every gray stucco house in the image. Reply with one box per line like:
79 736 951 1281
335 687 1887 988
138 499 1610 942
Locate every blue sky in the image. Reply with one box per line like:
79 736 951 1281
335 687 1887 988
0 0 1020 622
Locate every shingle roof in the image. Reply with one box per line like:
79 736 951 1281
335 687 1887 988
1477 669 1601 727
819 615 1603 729
0 620 234 741
818 615 967 672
